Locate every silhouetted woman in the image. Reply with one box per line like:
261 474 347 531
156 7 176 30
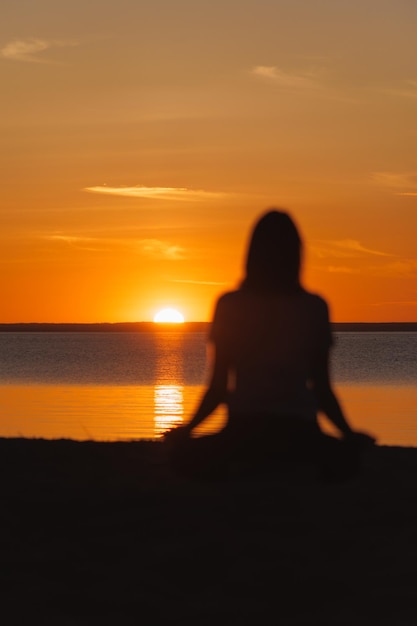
168 210 374 480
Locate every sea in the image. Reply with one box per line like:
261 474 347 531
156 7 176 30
0 329 416 446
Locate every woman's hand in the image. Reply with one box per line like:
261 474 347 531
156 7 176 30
163 424 192 445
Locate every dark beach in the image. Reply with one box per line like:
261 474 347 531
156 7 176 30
1 438 417 625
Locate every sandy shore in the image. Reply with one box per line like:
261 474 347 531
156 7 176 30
1 438 417 625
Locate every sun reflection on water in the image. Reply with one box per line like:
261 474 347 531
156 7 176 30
153 384 184 437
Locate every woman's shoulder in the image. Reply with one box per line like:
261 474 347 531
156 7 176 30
214 289 267 315
209 291 243 341
212 288 330 324
216 288 328 307
299 289 329 308
296 289 330 322
215 289 243 305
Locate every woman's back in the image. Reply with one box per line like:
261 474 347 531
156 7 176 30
210 288 331 419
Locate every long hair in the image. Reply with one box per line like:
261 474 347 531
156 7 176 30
241 209 302 294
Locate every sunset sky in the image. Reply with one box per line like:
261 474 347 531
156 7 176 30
1 0 417 322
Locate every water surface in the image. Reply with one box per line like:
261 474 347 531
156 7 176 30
0 331 416 445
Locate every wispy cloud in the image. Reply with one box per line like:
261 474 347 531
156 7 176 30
44 232 186 259
379 260 417 277
311 239 392 259
319 259 417 279
371 300 417 308
0 38 79 64
250 64 365 105
382 79 417 100
45 233 109 252
251 65 319 90
84 185 226 202
326 266 361 274
47 234 91 244
312 238 417 279
371 171 417 195
139 239 185 260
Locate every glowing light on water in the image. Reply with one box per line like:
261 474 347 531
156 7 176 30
154 384 184 436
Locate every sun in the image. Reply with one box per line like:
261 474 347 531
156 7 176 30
153 308 185 323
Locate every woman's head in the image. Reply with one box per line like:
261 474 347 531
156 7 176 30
242 209 302 294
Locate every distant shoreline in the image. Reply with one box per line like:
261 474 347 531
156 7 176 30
0 322 209 332
0 322 417 332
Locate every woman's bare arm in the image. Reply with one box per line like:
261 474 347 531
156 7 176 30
311 350 356 437
182 343 229 433
311 350 376 445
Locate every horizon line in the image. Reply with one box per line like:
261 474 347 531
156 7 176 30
1 321 417 332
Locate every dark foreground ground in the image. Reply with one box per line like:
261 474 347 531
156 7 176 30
1 438 417 625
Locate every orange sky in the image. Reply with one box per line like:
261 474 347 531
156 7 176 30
1 0 417 322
